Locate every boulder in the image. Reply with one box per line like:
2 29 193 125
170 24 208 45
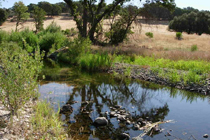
110 111 117 117
203 134 209 138
133 124 140 130
119 133 130 140
60 104 73 114
93 117 108 126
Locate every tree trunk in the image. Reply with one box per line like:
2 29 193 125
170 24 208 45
82 0 88 37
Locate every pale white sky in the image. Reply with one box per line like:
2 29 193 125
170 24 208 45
1 0 210 11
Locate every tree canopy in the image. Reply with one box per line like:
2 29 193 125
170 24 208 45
0 8 7 26
13 1 29 31
169 11 210 35
63 0 175 44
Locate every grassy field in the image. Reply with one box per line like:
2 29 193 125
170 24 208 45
1 14 210 57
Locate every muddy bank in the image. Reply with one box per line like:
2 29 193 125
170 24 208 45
108 63 210 95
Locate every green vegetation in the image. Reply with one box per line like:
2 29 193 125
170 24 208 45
176 32 182 40
31 101 66 139
145 32 154 38
79 52 112 71
0 43 43 117
64 0 175 44
62 28 78 37
113 55 209 85
191 45 198 52
0 8 7 26
13 1 30 31
169 11 210 35
32 6 46 33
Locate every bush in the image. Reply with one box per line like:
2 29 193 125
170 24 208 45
58 37 91 64
62 28 77 37
145 32 153 38
0 30 8 44
191 45 198 52
176 32 182 40
45 21 61 33
21 29 39 52
7 31 23 46
39 32 68 56
105 20 133 45
0 43 43 117
5 29 39 52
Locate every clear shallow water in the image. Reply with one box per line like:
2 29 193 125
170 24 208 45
39 67 210 140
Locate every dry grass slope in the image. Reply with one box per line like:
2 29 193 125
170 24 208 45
1 14 210 61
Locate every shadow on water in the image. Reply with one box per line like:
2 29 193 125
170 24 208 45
39 62 210 140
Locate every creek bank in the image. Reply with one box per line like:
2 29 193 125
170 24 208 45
108 63 210 95
0 100 36 140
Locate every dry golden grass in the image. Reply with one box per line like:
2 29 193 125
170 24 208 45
1 15 210 61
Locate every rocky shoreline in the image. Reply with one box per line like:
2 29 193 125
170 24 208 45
108 63 210 95
0 100 36 140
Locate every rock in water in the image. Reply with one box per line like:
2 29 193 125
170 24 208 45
203 134 209 138
119 133 130 140
132 137 143 140
60 104 73 114
93 117 108 126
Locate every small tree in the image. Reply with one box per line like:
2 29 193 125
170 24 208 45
13 1 29 31
0 8 7 26
32 6 46 33
0 43 43 117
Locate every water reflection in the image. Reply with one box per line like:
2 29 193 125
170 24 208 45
39 66 210 140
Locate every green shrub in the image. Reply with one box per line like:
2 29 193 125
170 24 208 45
7 31 23 46
176 32 182 40
79 52 112 71
31 101 66 139
58 37 91 64
62 28 77 37
0 43 43 117
39 32 68 56
45 21 61 33
105 20 133 45
0 30 8 44
145 32 153 38
130 54 136 62
191 45 198 52
21 29 39 52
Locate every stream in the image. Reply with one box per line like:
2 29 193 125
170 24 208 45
39 66 210 140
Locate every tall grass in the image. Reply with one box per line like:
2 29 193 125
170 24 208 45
113 55 210 84
31 101 67 139
79 52 112 71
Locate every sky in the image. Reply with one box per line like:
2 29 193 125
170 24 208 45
1 0 210 11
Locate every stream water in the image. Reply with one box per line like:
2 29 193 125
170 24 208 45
39 66 210 140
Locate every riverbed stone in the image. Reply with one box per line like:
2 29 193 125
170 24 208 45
110 111 117 117
203 134 209 138
60 104 73 114
133 124 140 130
114 105 122 109
152 126 161 132
119 133 130 140
132 137 143 140
93 117 108 126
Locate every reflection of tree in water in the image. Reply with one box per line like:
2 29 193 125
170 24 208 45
61 80 170 139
